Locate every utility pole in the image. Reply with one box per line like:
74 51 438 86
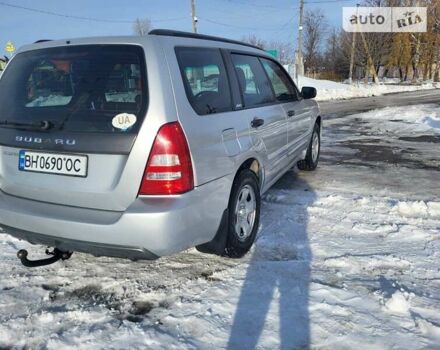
348 4 359 84
191 0 198 33
295 0 305 81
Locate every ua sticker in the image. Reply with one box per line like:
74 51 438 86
112 113 137 130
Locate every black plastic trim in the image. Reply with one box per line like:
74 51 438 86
196 209 229 255
1 224 159 261
221 49 244 111
34 39 52 44
149 29 263 51
0 128 137 154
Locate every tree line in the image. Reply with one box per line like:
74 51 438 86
321 0 440 82
243 0 440 82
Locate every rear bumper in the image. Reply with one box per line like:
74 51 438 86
1 224 159 260
0 175 231 259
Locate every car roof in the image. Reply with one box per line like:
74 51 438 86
17 36 151 54
16 29 270 59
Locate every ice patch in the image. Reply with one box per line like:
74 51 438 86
422 114 440 132
323 255 411 274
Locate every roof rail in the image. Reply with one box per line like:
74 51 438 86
148 29 263 51
34 39 52 44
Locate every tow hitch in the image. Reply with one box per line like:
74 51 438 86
17 248 72 267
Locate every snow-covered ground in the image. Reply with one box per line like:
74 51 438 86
298 76 440 101
345 104 440 135
0 104 439 349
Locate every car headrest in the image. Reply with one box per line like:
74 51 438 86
235 67 246 93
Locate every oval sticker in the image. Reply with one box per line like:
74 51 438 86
112 113 137 131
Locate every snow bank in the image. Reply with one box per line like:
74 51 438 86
297 76 440 101
392 200 440 219
346 104 440 134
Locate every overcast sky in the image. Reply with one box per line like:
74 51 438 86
0 0 359 52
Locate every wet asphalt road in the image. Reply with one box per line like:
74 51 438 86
318 89 440 172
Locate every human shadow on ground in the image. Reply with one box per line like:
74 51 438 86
228 172 315 350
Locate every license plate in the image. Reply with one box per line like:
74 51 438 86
18 150 88 177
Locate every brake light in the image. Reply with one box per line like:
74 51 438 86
139 122 194 195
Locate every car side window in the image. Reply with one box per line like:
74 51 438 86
231 54 275 108
260 58 298 102
176 47 232 115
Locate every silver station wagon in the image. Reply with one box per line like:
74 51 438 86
0 30 321 267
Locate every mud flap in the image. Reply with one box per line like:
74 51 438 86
196 209 229 256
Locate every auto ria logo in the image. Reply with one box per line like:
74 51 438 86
343 7 427 33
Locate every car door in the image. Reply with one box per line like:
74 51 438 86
260 58 311 158
230 53 288 182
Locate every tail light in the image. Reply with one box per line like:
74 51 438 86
139 122 194 195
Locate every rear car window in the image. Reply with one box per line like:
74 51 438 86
231 54 275 108
0 45 147 133
260 58 298 102
176 47 232 115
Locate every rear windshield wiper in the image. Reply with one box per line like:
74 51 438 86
0 120 54 131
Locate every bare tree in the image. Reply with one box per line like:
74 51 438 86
241 35 293 64
303 9 327 75
133 18 151 36
322 29 350 80
241 34 267 49
319 0 440 82
267 41 294 64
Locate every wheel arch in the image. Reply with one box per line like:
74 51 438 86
195 157 262 256
234 157 263 189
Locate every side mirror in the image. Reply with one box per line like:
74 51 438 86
301 86 317 99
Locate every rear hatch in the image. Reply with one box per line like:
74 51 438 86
0 44 149 211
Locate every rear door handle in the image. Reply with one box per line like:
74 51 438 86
251 117 265 128
287 110 295 117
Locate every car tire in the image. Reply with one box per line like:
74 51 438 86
297 123 320 171
224 169 260 258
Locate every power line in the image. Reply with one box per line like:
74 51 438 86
214 0 297 10
273 17 296 35
0 1 187 24
305 0 354 3
200 17 294 31
216 0 352 9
